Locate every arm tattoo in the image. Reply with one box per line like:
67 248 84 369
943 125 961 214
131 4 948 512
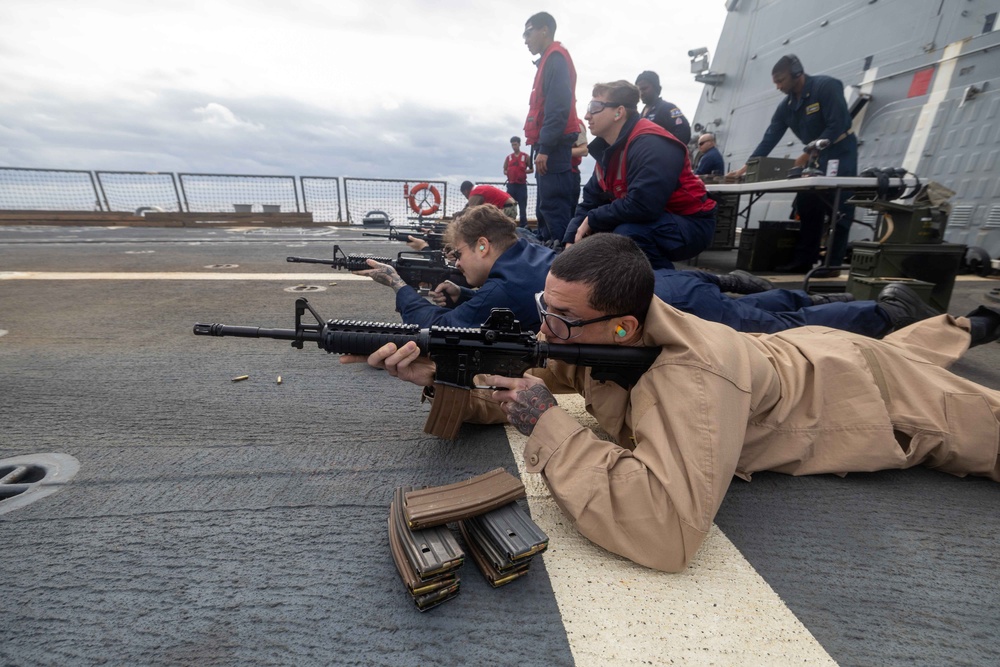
369 266 406 290
507 384 558 436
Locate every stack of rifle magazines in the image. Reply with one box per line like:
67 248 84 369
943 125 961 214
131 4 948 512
388 486 464 612
387 468 550 609
459 501 548 587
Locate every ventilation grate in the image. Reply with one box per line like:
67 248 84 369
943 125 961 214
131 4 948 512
983 205 1000 229
946 205 974 228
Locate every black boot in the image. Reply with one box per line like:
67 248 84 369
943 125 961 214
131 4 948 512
713 270 775 294
809 267 842 279
809 292 856 305
966 305 1000 347
876 283 940 330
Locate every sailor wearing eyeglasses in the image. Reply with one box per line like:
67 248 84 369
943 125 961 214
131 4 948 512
352 205 555 331
564 80 717 269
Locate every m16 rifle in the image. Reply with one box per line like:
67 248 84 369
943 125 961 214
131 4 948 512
362 226 446 250
415 221 450 234
193 298 660 390
286 245 457 293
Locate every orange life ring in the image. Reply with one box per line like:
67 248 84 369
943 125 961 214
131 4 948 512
407 182 441 216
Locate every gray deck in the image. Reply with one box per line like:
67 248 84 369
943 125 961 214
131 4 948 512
1 226 997 667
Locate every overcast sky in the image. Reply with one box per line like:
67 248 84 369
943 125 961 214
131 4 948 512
0 1 729 184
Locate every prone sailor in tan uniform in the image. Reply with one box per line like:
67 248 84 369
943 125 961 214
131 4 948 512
346 235 1000 573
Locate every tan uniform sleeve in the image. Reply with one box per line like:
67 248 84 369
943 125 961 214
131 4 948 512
523 364 752 572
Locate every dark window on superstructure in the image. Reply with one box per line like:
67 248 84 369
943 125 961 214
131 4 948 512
985 13 997 34
863 55 874 71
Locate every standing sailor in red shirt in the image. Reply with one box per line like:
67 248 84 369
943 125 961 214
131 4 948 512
503 136 533 227
460 181 519 221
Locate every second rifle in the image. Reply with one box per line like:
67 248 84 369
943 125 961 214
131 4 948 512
361 226 446 250
287 244 459 293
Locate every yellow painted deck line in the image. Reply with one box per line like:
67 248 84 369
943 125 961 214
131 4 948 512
508 394 836 666
0 271 369 281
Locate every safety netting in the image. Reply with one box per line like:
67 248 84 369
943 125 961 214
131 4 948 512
343 178 450 226
300 176 343 223
0 168 103 210
177 173 300 212
96 171 183 212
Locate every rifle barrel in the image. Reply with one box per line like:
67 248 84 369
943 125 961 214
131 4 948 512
193 324 314 342
193 320 429 356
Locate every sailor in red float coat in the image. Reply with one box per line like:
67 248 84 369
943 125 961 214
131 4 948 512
522 12 580 244
595 119 714 217
567 81 716 269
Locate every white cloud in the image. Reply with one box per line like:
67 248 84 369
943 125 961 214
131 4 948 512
0 0 731 178
193 103 263 131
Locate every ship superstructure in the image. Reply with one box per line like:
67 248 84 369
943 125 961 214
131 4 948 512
690 0 1000 256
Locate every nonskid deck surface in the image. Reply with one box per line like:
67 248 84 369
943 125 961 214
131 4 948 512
1 226 997 666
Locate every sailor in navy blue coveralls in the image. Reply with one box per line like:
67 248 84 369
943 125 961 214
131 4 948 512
747 58 858 272
653 271 891 336
398 241 895 338
395 238 553 331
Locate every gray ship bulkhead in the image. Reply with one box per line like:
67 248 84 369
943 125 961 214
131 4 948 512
691 0 1000 256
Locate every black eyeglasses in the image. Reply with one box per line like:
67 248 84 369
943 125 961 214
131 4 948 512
586 100 618 115
698 139 712 145
534 292 627 340
447 243 471 261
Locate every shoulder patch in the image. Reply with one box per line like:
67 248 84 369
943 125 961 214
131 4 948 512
806 102 821 115
670 108 683 118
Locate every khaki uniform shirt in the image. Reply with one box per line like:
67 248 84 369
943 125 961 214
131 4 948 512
452 299 1000 572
